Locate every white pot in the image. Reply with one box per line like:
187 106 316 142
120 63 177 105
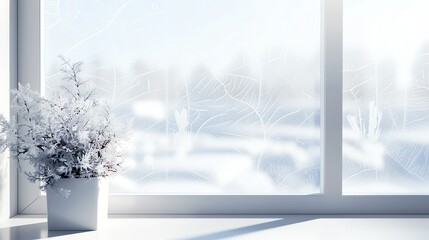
46 177 108 231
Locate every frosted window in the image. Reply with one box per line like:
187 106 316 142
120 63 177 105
344 0 429 194
44 0 320 194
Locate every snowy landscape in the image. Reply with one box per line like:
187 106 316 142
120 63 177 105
43 0 429 195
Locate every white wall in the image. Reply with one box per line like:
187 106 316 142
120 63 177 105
0 0 18 221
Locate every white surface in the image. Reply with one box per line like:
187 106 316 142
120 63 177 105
46 178 108 230
0 0 18 222
1 215 428 240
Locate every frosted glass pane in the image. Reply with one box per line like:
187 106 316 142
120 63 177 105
344 0 429 194
44 0 320 194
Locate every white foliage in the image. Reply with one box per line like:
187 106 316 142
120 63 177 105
347 101 382 142
346 101 384 168
0 57 132 196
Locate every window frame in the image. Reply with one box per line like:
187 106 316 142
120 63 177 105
15 0 429 215
1 0 18 219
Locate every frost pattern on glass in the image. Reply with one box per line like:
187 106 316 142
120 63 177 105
344 0 429 194
44 0 320 194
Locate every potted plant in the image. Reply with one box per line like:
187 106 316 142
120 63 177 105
0 57 131 231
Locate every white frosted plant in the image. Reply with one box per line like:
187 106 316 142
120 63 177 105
0 57 131 196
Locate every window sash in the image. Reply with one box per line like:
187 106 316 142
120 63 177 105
15 0 429 214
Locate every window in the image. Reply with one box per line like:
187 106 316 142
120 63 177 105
44 0 321 195
16 0 429 214
343 0 429 194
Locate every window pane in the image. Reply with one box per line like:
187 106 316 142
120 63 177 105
44 0 320 194
344 0 429 194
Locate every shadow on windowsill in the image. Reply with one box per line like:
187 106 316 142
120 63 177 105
182 216 316 240
0 222 88 240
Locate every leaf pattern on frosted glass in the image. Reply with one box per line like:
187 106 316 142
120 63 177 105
344 0 429 193
44 0 321 194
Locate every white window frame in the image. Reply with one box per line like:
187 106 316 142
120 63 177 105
13 0 429 215
1 0 18 219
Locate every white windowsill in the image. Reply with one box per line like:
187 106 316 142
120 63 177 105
1 215 428 240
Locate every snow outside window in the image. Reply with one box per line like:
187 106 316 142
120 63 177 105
44 0 321 194
343 0 429 194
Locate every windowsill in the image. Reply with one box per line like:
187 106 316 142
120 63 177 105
1 215 429 239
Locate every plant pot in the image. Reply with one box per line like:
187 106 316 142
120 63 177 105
46 177 108 231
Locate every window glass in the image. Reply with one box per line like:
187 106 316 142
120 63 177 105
45 0 321 194
344 0 429 194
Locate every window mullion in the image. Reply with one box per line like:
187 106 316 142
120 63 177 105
17 0 43 213
321 0 343 198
